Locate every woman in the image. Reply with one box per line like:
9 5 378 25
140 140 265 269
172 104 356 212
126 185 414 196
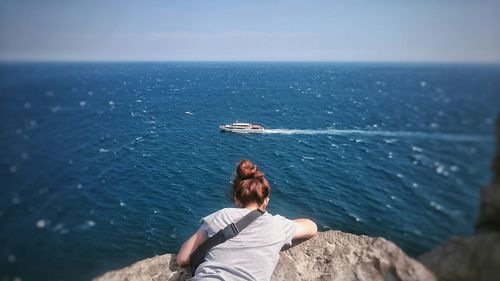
177 159 317 280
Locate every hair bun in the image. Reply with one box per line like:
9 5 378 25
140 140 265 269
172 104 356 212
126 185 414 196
236 160 261 179
232 159 270 207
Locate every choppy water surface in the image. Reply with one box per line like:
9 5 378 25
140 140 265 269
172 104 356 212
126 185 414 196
1 62 499 281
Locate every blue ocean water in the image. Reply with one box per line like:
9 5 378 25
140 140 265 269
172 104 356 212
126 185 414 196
0 62 499 281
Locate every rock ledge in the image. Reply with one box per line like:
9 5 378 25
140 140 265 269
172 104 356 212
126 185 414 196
419 117 500 281
95 230 435 281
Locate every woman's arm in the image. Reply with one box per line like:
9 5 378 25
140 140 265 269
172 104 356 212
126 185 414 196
293 218 318 239
176 227 207 267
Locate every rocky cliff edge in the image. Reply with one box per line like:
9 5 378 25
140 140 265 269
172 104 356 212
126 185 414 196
94 230 436 281
419 117 500 281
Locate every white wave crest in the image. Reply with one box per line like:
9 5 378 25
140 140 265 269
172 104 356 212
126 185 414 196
262 128 492 142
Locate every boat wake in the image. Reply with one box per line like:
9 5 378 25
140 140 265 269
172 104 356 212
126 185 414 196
262 129 493 142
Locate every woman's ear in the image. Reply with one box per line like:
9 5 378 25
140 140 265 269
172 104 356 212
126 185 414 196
234 197 242 208
262 197 270 209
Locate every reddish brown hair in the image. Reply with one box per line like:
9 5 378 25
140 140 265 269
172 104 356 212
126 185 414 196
231 160 270 206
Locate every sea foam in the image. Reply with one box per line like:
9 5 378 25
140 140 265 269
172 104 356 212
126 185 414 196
263 128 493 142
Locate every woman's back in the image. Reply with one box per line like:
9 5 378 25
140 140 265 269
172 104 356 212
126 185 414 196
176 160 317 280
193 208 297 281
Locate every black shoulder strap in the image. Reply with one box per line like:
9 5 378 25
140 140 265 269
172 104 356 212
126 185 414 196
201 209 265 250
235 208 265 234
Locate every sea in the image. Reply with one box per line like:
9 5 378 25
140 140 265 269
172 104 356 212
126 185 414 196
1 62 499 281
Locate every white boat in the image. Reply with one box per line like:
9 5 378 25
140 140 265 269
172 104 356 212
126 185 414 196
219 122 265 133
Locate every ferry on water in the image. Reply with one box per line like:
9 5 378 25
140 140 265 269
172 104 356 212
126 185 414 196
219 122 265 133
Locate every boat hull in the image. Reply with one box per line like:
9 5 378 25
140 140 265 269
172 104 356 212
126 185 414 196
220 127 265 134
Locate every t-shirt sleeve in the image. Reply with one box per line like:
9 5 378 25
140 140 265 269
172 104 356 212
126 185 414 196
276 215 298 246
199 209 221 237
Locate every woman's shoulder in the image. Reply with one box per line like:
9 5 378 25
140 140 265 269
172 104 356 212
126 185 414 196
201 208 227 221
215 207 249 217
267 212 290 220
271 214 291 222
201 208 246 223
202 208 293 224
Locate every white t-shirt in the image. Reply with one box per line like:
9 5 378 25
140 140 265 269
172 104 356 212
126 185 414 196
192 208 297 281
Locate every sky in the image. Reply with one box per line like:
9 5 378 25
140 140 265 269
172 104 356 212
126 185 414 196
0 0 499 62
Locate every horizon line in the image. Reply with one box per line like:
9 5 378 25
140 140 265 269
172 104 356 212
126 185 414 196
1 59 500 65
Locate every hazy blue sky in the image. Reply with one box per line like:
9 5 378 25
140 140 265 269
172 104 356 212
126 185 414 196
1 0 499 62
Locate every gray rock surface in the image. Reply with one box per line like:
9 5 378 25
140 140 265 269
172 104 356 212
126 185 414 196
476 117 500 232
94 254 191 281
419 116 500 281
271 231 435 281
94 230 436 281
420 233 500 281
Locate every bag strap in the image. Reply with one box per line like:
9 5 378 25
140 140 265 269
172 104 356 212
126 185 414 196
236 209 265 230
201 209 265 250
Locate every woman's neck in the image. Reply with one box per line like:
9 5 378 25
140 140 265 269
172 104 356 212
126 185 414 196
244 203 263 211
